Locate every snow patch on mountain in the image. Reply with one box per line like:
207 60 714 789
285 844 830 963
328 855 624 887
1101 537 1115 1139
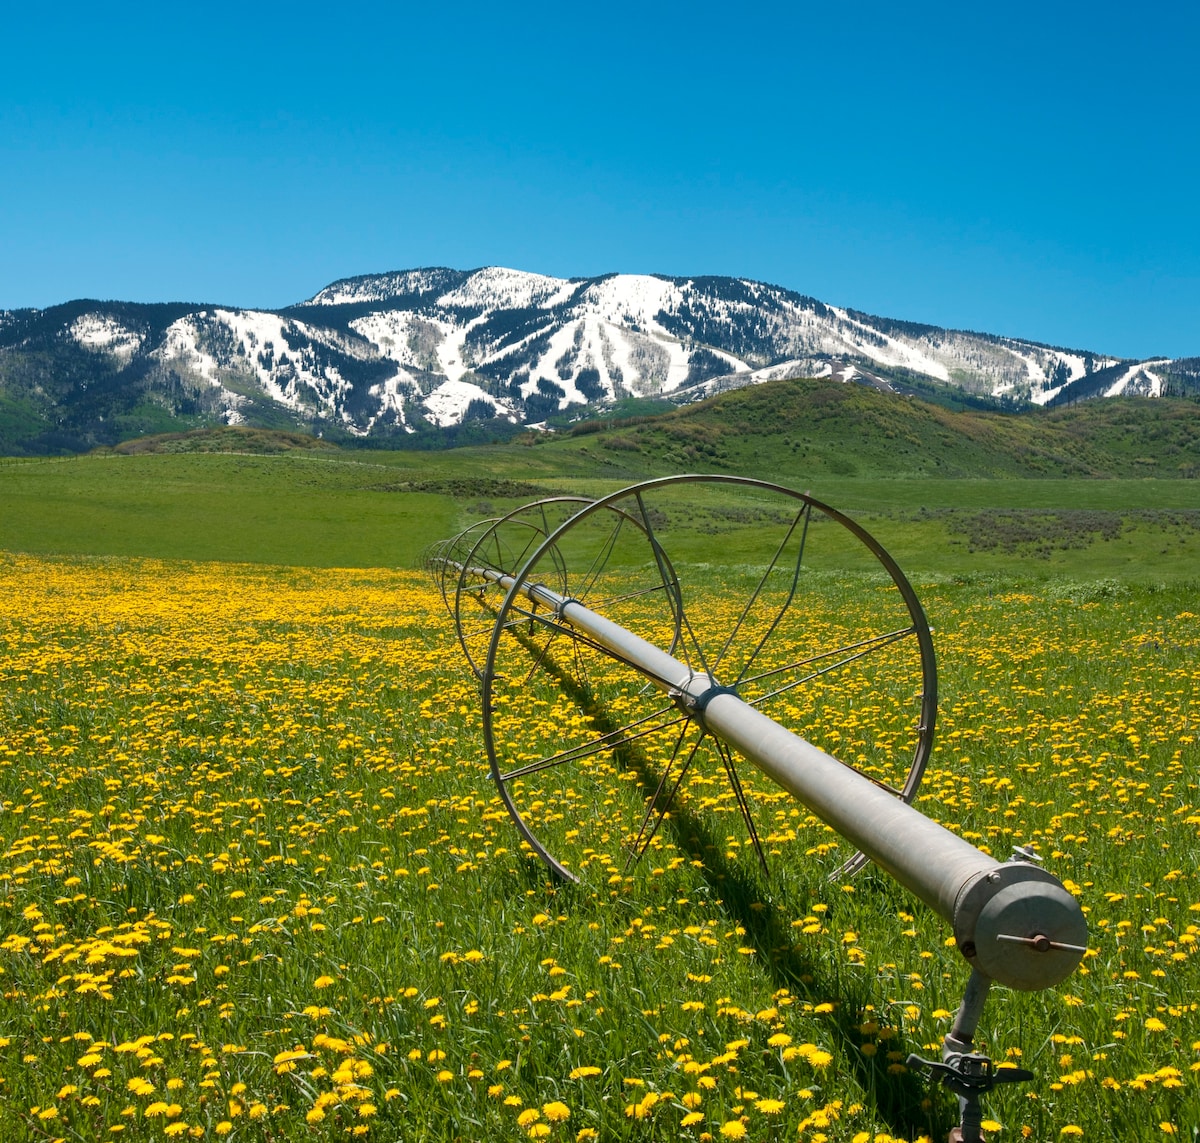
155 314 223 387
69 314 144 363
438 267 572 312
367 368 421 433
1105 360 1170 398
582 274 683 331
422 379 502 427
151 308 402 434
349 311 427 364
205 309 357 416
152 314 248 418
301 268 465 307
829 308 952 381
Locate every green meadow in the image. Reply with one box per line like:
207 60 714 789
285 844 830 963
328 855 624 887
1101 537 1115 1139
1 390 1198 1140
2 437 1197 580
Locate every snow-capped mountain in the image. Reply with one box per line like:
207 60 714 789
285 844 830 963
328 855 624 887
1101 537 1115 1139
0 269 1193 452
298 267 1188 420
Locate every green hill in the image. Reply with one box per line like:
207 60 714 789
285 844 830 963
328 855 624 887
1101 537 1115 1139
108 426 341 455
550 379 1200 480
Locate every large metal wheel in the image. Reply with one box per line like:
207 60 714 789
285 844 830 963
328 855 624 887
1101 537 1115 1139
451 497 594 679
479 476 937 883
432 518 498 619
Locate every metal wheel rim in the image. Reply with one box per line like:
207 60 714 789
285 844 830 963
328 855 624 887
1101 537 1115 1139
480 474 937 884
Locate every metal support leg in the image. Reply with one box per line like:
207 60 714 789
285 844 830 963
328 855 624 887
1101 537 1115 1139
908 970 1033 1143
945 970 992 1143
944 969 991 1058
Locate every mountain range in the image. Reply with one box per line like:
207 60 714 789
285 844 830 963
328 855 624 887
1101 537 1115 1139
1 267 1197 454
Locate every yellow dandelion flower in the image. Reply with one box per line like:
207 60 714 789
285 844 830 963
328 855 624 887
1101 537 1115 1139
720 1121 747 1138
543 1101 570 1122
517 1109 541 1127
682 1112 704 1127
314 975 335 989
569 1066 602 1080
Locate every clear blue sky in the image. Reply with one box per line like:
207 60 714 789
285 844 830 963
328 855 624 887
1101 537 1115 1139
2 1 1197 359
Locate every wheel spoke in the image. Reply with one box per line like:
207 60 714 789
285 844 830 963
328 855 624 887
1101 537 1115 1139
743 626 917 707
499 705 688 782
634 490 707 677
588 581 677 610
731 506 810 685
737 625 917 689
625 724 701 868
710 503 808 677
574 513 628 604
714 738 768 876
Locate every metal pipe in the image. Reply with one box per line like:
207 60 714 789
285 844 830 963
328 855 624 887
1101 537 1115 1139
945 969 992 1055
470 563 1088 993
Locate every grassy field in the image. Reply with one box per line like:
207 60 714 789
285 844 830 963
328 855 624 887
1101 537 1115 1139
1 411 1198 1140
0 552 1195 1141
2 440 1199 581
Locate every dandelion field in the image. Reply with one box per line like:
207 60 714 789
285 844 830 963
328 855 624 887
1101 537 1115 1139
1 543 1197 1142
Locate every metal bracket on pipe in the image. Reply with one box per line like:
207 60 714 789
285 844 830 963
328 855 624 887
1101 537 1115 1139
672 680 739 731
551 595 581 622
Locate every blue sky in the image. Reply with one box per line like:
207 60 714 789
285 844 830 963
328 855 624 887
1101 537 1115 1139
2 1 1197 359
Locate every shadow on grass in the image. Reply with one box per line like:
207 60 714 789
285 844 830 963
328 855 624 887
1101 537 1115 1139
517 644 949 1141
